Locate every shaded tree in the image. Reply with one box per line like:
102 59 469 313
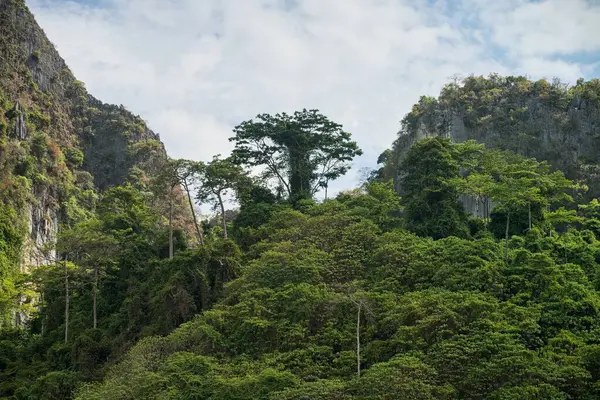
399 137 469 239
166 159 206 247
57 219 118 330
483 152 575 258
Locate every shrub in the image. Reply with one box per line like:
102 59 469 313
65 147 84 168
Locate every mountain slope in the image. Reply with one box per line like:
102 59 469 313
383 75 600 199
0 0 168 274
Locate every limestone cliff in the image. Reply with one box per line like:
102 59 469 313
0 0 168 272
385 75 600 203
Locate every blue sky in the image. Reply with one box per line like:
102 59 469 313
27 0 600 199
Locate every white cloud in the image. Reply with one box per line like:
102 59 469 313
515 58 595 84
27 0 600 197
151 109 232 160
482 0 600 57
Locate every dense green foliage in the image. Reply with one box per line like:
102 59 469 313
384 75 600 198
4 4 600 396
399 138 470 239
230 109 363 201
66 167 600 399
4 131 600 398
0 184 241 398
0 0 168 330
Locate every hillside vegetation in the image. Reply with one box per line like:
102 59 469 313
4 134 600 399
0 0 174 327
3 1 600 399
383 75 600 198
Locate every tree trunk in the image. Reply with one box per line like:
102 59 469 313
356 302 361 377
217 191 228 239
486 197 490 226
480 196 489 229
168 188 174 259
183 180 204 246
288 147 311 198
505 212 510 261
93 266 98 329
40 293 45 335
482 196 487 229
64 256 69 344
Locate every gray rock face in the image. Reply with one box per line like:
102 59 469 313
11 102 27 140
13 202 57 326
21 203 57 271
458 194 494 220
387 76 600 216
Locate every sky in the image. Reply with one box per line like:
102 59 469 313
27 0 600 197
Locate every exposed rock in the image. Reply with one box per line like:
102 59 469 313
385 75 600 216
11 102 27 139
0 0 168 270
21 203 57 271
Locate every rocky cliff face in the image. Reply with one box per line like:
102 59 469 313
0 0 167 272
385 75 600 206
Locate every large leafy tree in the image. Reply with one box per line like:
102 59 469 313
476 150 575 256
399 137 469 239
230 109 363 200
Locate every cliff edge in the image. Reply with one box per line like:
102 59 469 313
384 75 600 201
0 0 167 272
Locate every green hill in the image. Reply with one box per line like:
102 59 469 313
3 1 600 399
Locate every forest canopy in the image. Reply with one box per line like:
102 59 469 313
4 0 600 395
4 117 600 398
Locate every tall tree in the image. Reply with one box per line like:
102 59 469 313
230 109 362 200
153 159 206 256
152 163 180 258
490 176 541 259
57 219 118 329
63 256 69 342
169 159 205 246
344 289 374 378
399 137 469 239
196 155 245 239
